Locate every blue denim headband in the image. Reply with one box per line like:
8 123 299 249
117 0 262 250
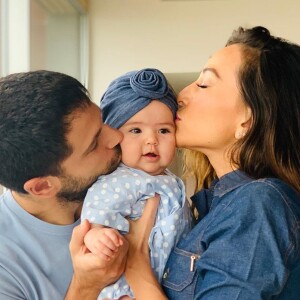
100 68 177 129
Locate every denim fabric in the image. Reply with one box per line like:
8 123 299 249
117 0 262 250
162 170 300 299
100 68 177 129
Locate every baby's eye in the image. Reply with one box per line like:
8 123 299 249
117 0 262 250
129 128 141 134
159 128 171 134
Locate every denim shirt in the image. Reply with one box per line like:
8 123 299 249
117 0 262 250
161 170 300 299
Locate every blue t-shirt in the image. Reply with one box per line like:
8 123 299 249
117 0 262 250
0 190 80 300
162 170 300 299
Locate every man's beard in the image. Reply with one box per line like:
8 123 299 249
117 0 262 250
57 145 121 203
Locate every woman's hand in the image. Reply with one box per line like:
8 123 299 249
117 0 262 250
126 194 160 260
125 195 168 300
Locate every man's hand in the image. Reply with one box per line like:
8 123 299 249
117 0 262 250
65 220 128 300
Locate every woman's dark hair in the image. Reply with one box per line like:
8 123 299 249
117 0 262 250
227 26 300 193
0 70 92 193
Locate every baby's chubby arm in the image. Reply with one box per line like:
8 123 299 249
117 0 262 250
84 224 124 261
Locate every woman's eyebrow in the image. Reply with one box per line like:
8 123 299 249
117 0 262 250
202 67 220 79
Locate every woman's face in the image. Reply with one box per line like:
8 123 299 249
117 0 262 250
176 44 249 160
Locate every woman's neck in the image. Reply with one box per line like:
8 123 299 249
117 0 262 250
206 151 237 179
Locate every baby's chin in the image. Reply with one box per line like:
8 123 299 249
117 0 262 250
122 161 167 176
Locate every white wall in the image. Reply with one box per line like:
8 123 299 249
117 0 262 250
88 0 300 103
88 0 300 194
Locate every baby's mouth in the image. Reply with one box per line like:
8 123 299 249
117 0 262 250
143 152 158 157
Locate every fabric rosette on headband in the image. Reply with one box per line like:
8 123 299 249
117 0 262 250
100 68 177 129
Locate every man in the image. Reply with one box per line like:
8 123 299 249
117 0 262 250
0 70 128 299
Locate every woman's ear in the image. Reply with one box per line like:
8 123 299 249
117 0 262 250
235 106 252 140
23 176 61 197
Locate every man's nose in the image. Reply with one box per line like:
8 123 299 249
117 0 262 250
105 125 123 149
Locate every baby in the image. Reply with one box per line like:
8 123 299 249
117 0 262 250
81 68 192 299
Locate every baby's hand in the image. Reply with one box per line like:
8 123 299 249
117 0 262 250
84 225 124 261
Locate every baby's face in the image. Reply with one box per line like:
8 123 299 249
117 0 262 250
119 100 176 176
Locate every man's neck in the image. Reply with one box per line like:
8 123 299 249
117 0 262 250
11 191 82 225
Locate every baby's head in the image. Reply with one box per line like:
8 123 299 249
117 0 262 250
100 68 177 175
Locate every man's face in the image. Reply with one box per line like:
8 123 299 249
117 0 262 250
57 103 123 202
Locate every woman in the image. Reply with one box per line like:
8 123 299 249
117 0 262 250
125 26 300 299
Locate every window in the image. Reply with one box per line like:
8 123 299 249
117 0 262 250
0 0 88 83
0 0 88 194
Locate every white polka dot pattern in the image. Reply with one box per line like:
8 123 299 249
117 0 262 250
81 163 193 299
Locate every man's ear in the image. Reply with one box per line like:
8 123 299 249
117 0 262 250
23 176 61 197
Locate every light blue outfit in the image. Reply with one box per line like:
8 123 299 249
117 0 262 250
0 190 80 300
81 163 193 299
